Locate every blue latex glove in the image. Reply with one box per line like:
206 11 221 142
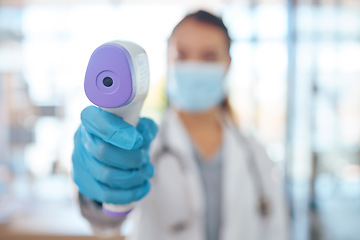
72 106 158 205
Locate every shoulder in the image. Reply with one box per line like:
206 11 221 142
148 109 180 161
148 110 171 153
149 108 190 157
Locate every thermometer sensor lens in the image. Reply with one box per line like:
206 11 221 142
103 77 113 87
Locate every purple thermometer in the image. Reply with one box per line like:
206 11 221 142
84 41 149 216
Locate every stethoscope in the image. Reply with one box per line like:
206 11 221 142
229 123 271 218
151 112 271 232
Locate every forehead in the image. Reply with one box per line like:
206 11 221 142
170 19 229 51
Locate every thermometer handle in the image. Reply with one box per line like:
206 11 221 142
101 101 144 217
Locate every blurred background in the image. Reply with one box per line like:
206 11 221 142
0 0 359 239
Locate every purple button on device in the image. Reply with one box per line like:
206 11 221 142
102 208 133 218
84 43 135 108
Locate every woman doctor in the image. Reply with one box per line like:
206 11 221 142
72 10 289 240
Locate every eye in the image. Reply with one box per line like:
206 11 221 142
177 49 187 61
202 51 218 62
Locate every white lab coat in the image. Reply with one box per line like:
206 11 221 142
127 109 289 240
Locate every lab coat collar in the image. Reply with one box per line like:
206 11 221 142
158 108 194 162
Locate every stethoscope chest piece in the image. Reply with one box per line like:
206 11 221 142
259 196 271 217
169 221 189 233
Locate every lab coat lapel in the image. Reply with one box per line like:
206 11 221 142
221 125 258 240
161 109 206 230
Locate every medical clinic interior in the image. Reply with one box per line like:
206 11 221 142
0 0 360 240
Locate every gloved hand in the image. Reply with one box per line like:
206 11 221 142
72 106 158 205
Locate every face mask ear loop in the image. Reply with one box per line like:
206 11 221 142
222 65 230 93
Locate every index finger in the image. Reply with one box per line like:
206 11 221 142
81 106 143 150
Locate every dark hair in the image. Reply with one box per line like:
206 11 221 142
170 10 232 50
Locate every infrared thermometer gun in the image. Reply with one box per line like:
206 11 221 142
84 41 149 217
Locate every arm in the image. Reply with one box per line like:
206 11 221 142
78 193 125 237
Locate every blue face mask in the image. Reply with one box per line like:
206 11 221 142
166 62 227 112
